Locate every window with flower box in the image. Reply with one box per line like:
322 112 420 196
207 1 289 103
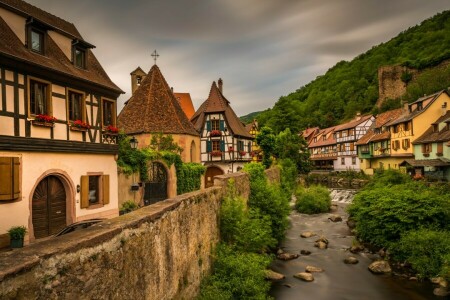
67 90 85 122
102 98 116 127
29 78 51 117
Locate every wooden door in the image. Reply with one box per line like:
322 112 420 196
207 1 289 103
32 176 67 238
205 166 224 188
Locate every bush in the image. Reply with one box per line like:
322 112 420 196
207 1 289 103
392 229 450 279
348 181 450 248
197 244 272 300
278 158 298 194
295 185 331 214
119 200 139 215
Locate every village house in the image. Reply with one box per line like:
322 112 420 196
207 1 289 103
356 90 450 174
308 126 337 171
355 108 404 175
245 119 262 162
333 114 374 172
300 127 319 144
190 79 253 187
0 0 123 246
401 108 450 180
117 64 200 205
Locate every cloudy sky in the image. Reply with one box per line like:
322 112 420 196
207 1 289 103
26 0 449 116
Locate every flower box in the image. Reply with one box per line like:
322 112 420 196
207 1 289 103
210 130 221 137
71 120 90 131
70 126 88 132
104 125 119 134
239 151 247 156
32 120 54 128
228 147 234 152
210 151 222 157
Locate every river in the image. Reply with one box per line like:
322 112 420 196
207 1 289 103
269 190 441 300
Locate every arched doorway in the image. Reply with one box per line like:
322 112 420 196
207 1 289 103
143 162 168 206
205 166 224 188
32 175 67 238
190 140 196 163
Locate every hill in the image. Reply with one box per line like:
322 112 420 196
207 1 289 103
240 111 263 124
257 10 450 133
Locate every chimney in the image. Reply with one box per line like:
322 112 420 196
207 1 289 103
442 102 448 116
402 100 409 114
355 111 361 120
171 87 174 93
218 78 223 93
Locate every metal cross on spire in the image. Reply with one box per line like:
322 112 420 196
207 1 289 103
151 50 159 65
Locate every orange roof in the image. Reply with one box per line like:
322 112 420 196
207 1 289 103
174 93 195 119
308 126 337 148
334 115 373 131
374 108 404 128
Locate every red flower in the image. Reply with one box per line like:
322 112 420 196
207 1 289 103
72 119 91 129
35 114 57 123
210 130 221 137
211 150 222 157
105 125 119 133
228 146 234 152
239 151 247 156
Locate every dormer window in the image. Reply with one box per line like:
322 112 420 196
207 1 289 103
137 76 142 85
73 46 86 69
27 27 45 54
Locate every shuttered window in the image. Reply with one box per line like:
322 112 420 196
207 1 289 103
80 174 110 208
437 142 443 155
0 157 20 201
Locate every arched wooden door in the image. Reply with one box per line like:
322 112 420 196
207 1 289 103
32 176 67 238
143 162 168 206
205 166 224 188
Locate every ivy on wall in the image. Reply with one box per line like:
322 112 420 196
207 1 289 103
117 133 205 194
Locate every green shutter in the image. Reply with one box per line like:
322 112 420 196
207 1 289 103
220 120 225 131
206 121 211 131
220 140 225 152
207 141 212 152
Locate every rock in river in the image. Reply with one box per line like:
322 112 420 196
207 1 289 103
294 272 314 282
300 250 311 255
328 214 343 222
265 269 285 281
300 231 316 238
277 252 299 261
305 265 324 273
344 256 359 264
368 260 392 274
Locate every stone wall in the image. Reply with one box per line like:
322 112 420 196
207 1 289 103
0 169 270 300
376 65 417 107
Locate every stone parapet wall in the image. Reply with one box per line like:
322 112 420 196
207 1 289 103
265 166 281 184
0 171 258 300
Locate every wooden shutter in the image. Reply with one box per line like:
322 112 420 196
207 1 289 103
102 175 110 205
12 158 20 199
437 142 443 154
220 140 225 152
80 175 89 208
207 140 212 152
220 120 225 131
0 157 13 201
206 121 211 131
248 142 251 153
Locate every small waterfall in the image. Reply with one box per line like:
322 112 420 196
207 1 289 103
329 189 357 203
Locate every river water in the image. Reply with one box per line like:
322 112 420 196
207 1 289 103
269 190 441 300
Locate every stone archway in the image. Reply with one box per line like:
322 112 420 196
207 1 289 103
205 166 224 188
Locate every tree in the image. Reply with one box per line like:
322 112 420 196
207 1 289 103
255 127 276 169
274 128 311 173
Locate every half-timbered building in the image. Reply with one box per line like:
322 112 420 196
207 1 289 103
0 0 123 246
191 79 253 187
308 126 337 171
333 114 374 171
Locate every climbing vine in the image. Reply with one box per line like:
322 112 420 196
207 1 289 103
117 134 205 194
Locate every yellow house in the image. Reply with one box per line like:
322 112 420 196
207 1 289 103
357 90 450 173
246 119 261 162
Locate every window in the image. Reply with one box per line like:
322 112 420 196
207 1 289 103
352 157 356 165
392 140 400 150
341 157 345 165
404 122 410 131
402 139 410 150
211 120 220 131
102 99 116 127
437 142 443 155
237 140 244 151
360 145 369 153
248 141 251 153
350 143 355 151
422 143 431 154
68 90 85 121
29 79 51 116
28 27 45 54
137 76 142 85
212 140 220 151
0 157 20 201
73 47 86 69
80 174 110 208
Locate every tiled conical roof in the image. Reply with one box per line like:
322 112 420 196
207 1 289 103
117 65 199 136
191 81 253 139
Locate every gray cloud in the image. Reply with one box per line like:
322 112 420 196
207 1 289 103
26 0 450 115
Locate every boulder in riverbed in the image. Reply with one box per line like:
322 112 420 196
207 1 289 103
433 287 450 297
368 260 391 274
315 241 327 249
300 250 311 255
344 257 359 264
277 252 299 261
305 265 324 273
264 269 285 281
300 231 316 238
294 272 314 282
328 214 343 222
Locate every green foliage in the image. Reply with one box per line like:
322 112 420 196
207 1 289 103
274 129 311 173
255 127 276 169
176 163 206 194
149 132 183 154
295 185 331 214
348 172 450 248
278 159 298 194
257 10 450 131
244 163 291 242
8 226 27 240
119 200 139 215
197 244 272 300
240 111 263 125
392 229 450 279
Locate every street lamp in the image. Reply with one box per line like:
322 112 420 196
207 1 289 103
130 136 138 149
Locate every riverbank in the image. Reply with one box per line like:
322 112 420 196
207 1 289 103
269 202 439 299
